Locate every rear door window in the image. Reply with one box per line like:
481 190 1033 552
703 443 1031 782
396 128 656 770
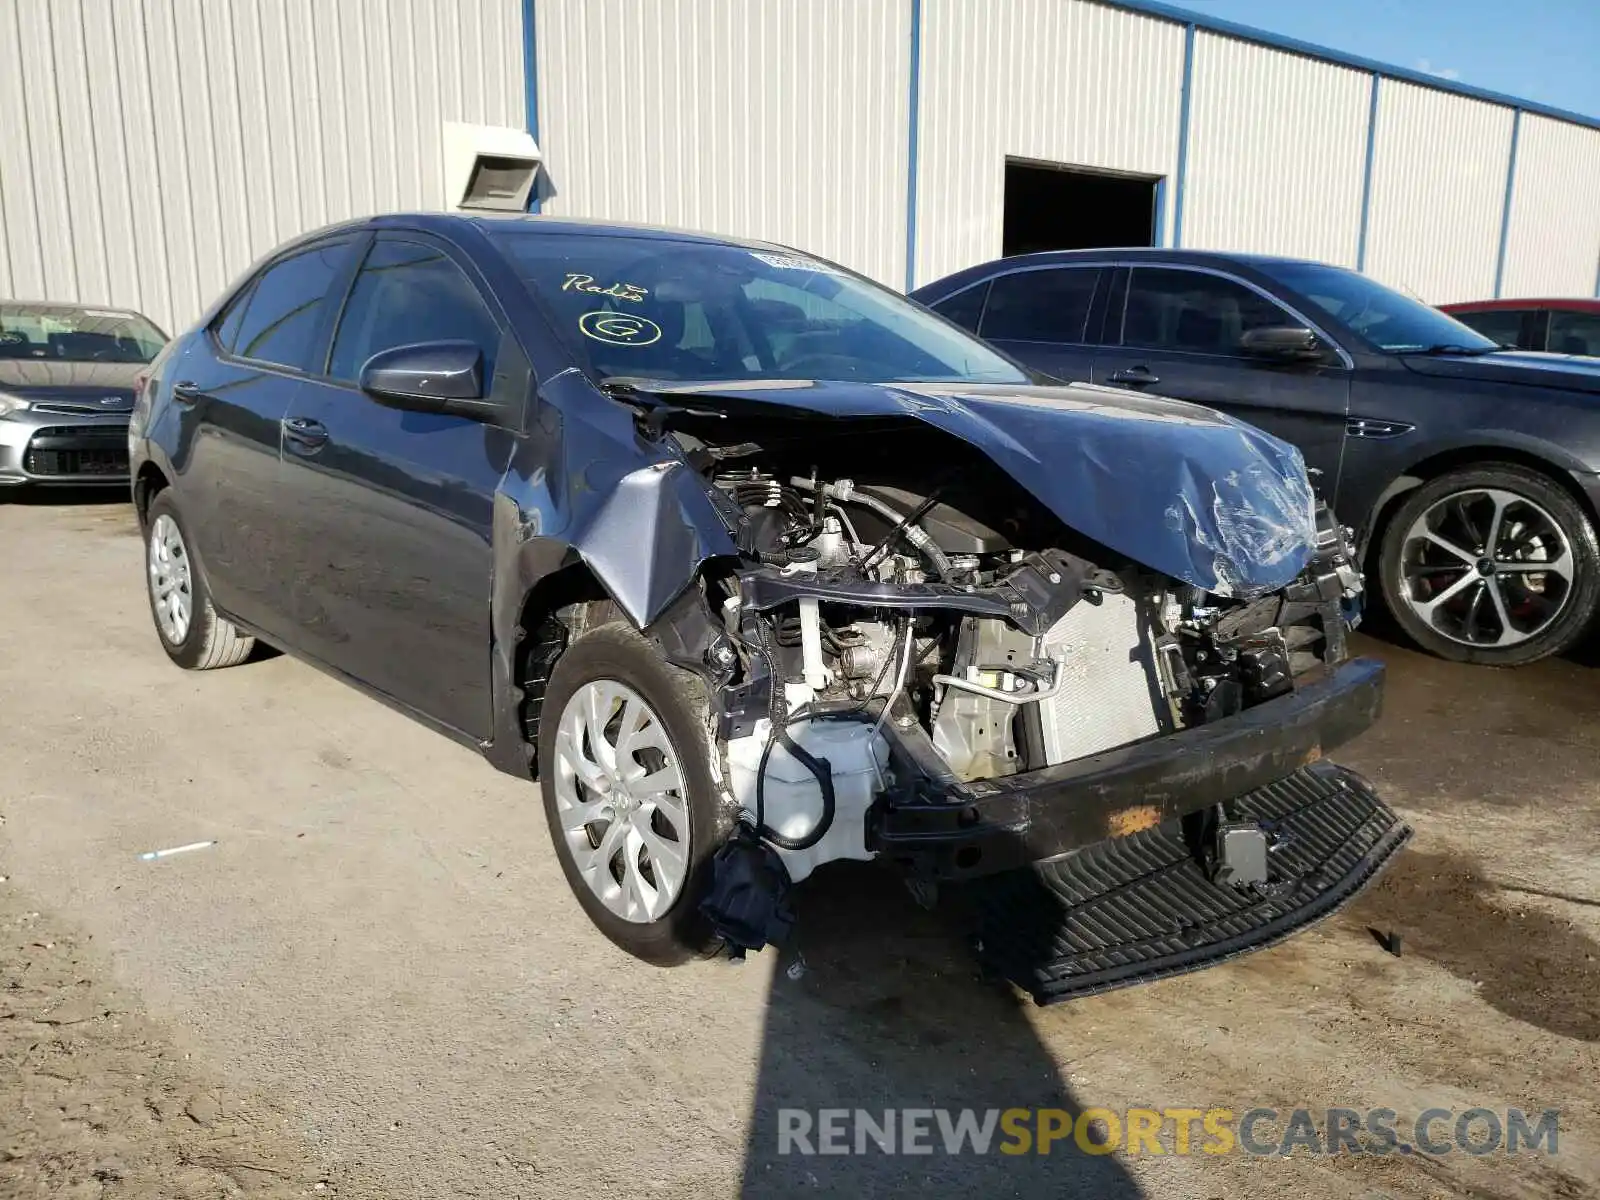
1120 267 1293 356
228 240 352 371
328 239 503 384
1451 308 1527 349
1548 310 1600 357
980 268 1099 343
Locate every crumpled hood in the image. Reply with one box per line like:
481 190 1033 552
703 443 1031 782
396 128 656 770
1400 350 1600 396
636 377 1318 598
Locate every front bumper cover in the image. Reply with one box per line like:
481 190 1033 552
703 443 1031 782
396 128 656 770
0 412 131 484
870 656 1386 879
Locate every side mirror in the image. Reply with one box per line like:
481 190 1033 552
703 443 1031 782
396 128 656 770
358 341 486 414
1239 325 1324 362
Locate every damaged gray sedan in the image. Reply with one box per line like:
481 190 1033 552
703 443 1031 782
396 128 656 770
130 214 1409 1001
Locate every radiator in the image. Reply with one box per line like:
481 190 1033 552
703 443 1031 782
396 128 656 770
1036 590 1168 764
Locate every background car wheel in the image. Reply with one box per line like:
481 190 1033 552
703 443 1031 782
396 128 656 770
537 621 729 965
1379 464 1600 665
144 491 256 670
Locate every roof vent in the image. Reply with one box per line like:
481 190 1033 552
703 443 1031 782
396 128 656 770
442 122 542 213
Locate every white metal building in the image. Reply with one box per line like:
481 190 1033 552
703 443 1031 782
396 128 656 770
3 0 1599 337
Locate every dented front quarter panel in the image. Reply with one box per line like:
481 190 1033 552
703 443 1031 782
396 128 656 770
490 368 739 652
484 369 743 773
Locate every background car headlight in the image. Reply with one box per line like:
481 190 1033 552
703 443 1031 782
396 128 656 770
0 392 31 418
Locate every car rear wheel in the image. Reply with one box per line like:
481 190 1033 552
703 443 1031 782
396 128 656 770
537 621 728 965
1379 464 1600 665
144 491 256 670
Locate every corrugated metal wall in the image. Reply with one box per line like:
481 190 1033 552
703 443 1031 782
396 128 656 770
912 0 1185 287
1500 113 1600 300
1181 33 1370 266
0 0 524 336
3 0 1599 332
1363 79 1517 303
533 0 911 288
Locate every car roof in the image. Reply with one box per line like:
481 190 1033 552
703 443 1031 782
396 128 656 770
366 210 794 252
1 299 151 317
907 246 1350 297
934 247 1327 268
1440 298 1600 313
252 212 818 283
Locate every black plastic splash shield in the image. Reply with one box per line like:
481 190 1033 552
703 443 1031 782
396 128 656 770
968 762 1411 1004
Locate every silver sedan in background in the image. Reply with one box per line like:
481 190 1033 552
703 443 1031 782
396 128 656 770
0 301 167 491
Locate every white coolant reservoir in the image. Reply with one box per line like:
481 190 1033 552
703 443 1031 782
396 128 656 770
726 718 888 883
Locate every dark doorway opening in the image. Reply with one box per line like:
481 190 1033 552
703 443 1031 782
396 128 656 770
1002 160 1160 256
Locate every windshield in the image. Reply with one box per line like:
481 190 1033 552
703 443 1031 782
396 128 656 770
490 232 1028 386
0 304 166 364
1252 261 1499 354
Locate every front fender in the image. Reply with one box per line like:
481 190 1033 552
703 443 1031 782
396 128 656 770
482 370 743 774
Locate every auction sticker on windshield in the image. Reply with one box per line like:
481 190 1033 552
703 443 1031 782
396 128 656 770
577 310 663 346
750 251 840 273
562 274 649 302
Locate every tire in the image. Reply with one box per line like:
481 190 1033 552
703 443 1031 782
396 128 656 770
1379 463 1600 665
144 490 256 670
537 621 728 965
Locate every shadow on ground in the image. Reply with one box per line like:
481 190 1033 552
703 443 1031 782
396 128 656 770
739 863 1141 1198
0 484 129 507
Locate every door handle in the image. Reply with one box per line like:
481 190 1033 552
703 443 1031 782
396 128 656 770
281 415 329 450
1108 366 1160 386
171 380 203 406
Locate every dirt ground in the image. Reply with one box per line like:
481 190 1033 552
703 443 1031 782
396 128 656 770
2 493 1598 1199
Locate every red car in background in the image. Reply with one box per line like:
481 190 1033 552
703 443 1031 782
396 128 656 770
1440 298 1600 357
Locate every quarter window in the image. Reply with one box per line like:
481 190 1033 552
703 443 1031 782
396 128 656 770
212 284 254 354
1548 311 1600 357
980 269 1098 343
328 240 502 384
229 240 351 370
1121 267 1293 355
929 282 989 334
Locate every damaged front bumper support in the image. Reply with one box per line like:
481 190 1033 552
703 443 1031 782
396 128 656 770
869 656 1387 880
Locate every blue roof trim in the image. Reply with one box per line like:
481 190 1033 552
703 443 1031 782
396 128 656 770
904 0 923 291
1356 73 1380 271
1106 0 1600 132
1171 23 1195 248
523 0 542 213
1494 110 1522 299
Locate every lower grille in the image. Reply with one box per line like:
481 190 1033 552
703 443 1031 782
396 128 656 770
968 761 1410 1003
25 426 129 477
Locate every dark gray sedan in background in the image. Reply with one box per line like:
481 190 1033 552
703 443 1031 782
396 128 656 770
0 301 167 490
913 249 1600 666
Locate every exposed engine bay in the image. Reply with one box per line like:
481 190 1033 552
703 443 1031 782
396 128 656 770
660 420 1365 902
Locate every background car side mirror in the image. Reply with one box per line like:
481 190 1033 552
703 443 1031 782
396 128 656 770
1239 325 1325 362
358 341 486 415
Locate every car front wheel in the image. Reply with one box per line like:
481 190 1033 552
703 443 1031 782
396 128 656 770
1379 464 1600 665
537 621 728 965
144 491 256 670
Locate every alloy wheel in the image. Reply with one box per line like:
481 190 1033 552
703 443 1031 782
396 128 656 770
551 680 691 924
1397 487 1574 649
